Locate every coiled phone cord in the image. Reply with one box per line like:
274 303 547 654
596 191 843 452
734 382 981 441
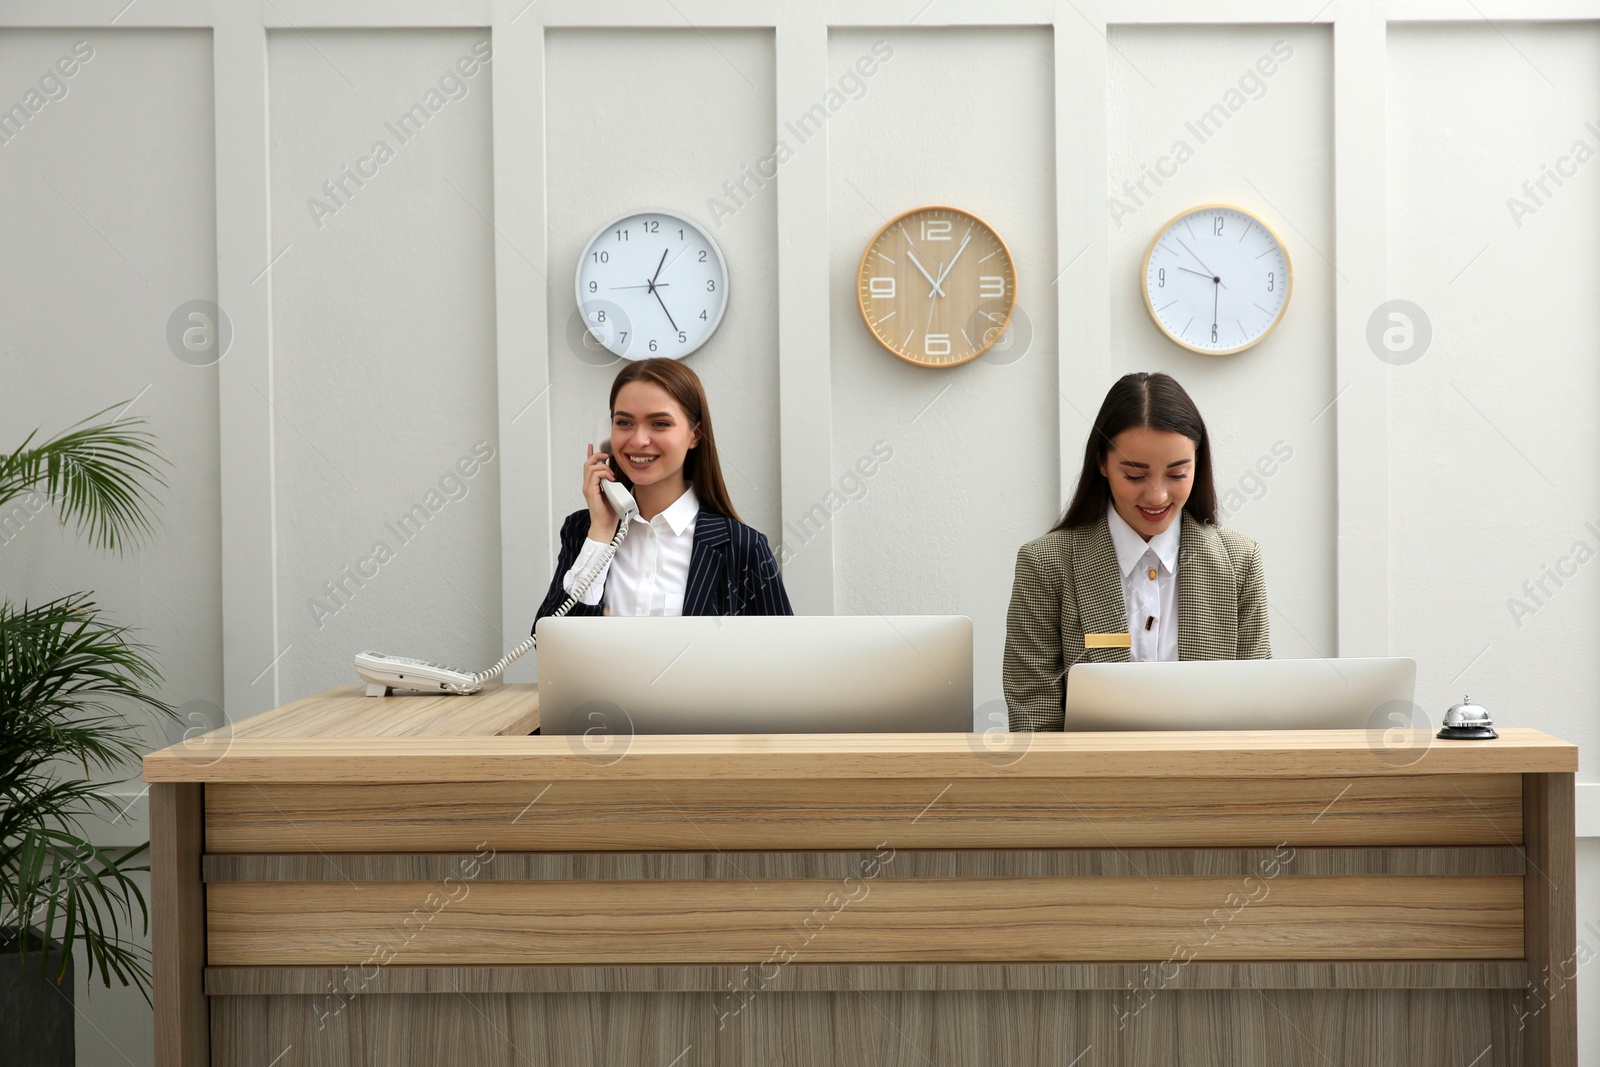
451 513 633 693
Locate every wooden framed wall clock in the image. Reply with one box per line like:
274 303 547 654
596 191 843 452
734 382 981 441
856 205 1016 368
575 208 729 361
1141 204 1291 355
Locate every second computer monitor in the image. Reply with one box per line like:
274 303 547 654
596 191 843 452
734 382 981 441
1063 657 1418 731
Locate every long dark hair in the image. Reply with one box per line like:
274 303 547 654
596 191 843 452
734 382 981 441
608 359 742 523
1055 372 1217 531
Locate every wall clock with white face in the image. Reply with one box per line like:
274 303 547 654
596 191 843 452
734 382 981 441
1141 204 1291 355
574 209 728 360
857 205 1017 368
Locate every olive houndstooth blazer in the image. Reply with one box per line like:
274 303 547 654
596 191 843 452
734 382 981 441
1003 510 1271 732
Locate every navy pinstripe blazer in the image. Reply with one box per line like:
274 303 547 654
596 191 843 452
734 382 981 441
532 507 793 631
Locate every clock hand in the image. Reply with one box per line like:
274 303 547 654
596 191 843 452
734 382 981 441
609 283 670 290
655 241 699 285
1175 267 1215 281
1174 235 1223 285
1212 281 1219 337
930 230 973 293
652 286 679 333
649 248 669 286
906 249 947 298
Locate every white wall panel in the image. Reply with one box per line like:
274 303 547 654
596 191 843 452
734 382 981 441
1107 23 1336 662
0 27 221 737
827 26 1057 725
1388 22 1600 762
268 29 501 697
1580 837 1600 1067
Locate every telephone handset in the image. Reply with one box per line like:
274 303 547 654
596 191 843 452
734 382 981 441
590 440 640 524
353 443 636 696
597 467 640 524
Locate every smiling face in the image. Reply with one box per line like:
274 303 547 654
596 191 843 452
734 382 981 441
610 379 699 490
1097 426 1195 539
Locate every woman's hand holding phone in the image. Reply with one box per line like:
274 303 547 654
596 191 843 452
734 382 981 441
584 444 621 543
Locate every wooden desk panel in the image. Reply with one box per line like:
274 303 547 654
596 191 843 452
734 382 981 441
210 988 1527 1067
206 875 1524 967
203 772 1522 852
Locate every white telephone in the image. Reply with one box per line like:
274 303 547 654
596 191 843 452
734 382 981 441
354 451 637 696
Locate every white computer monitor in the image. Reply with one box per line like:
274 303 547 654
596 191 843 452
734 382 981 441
536 615 973 734
1062 657 1417 731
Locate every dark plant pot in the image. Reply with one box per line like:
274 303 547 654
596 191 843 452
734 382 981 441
0 927 74 1067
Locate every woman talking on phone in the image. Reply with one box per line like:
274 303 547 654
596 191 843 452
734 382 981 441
533 358 792 625
1003 371 1270 731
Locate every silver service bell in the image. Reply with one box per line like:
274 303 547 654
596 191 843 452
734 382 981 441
1437 694 1498 741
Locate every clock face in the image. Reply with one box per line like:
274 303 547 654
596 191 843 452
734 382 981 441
857 206 1017 368
574 210 728 360
1141 205 1291 355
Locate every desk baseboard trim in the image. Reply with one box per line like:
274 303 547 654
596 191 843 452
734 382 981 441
203 961 1531 996
202 846 1528 882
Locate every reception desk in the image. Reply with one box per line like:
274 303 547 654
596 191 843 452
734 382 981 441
143 685 1579 1066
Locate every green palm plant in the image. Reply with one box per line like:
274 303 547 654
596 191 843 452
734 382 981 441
0 403 173 998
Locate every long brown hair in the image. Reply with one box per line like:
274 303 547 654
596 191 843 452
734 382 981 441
1055 372 1217 531
608 359 742 523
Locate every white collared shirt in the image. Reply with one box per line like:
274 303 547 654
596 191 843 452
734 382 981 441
1105 503 1182 663
563 485 699 617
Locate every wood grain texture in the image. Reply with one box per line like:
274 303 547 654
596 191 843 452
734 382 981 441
201 774 1523 853
1523 772 1578 1067
205 876 1524 966
855 205 1017 367
191 683 538 744
150 783 208 1067
201 845 1527 882
143 724 1578 783
204 960 1532 996
208 988 1525 1066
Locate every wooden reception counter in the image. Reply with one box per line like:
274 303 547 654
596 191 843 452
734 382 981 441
143 685 1579 1066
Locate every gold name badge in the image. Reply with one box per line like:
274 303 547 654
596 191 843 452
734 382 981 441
1084 632 1132 649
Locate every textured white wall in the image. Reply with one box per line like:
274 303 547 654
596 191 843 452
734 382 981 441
1 7 1599 1066
268 29 503 695
1388 20 1600 776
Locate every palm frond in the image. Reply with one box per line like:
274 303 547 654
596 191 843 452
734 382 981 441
0 402 167 552
4 828 152 996
0 591 173 998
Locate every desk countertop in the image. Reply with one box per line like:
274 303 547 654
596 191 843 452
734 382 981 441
142 684 1578 784
210 682 542 739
